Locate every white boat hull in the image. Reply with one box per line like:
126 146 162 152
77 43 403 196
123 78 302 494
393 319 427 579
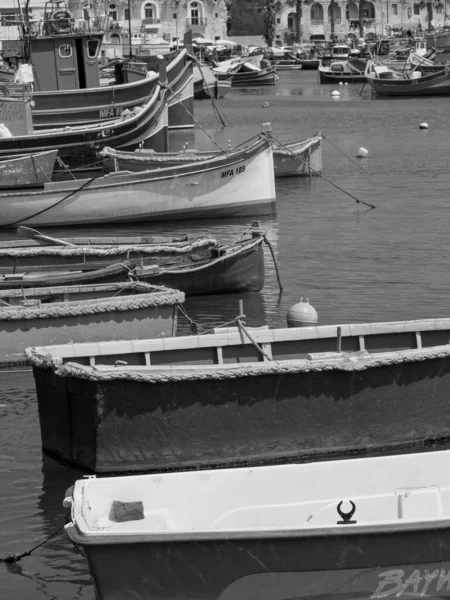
0 138 275 227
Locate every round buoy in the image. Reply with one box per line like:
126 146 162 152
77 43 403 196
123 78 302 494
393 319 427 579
339 81 343 86
356 147 369 158
262 101 269 108
419 122 429 129
30 100 36 108
344 82 349 85
286 298 318 328
156 54 164 60
331 90 340 97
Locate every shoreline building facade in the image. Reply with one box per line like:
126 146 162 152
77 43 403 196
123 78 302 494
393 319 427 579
68 0 228 49
230 0 448 45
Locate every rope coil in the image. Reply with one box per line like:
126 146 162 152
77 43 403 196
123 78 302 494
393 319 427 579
26 345 450 383
0 285 184 321
0 237 218 258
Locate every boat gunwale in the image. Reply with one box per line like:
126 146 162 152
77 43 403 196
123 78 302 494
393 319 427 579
0 136 270 198
26 318 450 363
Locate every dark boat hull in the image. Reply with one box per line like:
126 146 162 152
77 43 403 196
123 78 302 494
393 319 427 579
367 68 450 96
217 67 277 87
67 525 450 600
319 69 365 83
135 235 264 295
194 78 231 99
30 49 193 129
31 321 450 472
0 87 168 160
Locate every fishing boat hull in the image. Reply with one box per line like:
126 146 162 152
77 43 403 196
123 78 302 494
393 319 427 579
299 58 320 69
135 233 265 295
366 68 450 96
0 150 58 186
29 49 193 129
216 67 278 87
0 87 169 161
273 135 322 177
319 67 365 83
0 137 275 227
27 317 450 472
64 449 450 600
102 134 322 178
194 78 231 100
0 282 183 366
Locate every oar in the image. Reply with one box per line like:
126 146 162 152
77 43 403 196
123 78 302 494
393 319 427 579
16 226 76 247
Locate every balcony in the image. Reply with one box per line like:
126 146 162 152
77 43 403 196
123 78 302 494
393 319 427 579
185 17 208 27
142 18 161 25
311 19 324 25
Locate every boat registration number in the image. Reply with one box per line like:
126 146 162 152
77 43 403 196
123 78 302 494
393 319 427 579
99 107 124 119
221 165 246 178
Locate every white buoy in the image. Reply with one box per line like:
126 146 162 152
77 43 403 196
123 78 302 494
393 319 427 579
344 82 349 85
339 81 343 85
419 122 429 129
331 90 340 97
287 298 318 328
356 147 369 158
262 101 269 108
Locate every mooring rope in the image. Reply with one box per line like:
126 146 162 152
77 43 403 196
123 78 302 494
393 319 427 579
267 133 376 210
190 54 229 127
0 521 66 563
322 134 368 174
161 81 225 151
0 176 97 230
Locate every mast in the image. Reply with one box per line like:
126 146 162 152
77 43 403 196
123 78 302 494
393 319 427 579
128 0 133 58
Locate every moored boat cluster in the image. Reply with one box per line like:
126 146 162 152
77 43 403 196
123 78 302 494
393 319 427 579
2 7 450 600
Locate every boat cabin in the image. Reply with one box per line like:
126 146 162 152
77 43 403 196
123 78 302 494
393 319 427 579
16 1 103 92
331 44 350 59
29 32 103 92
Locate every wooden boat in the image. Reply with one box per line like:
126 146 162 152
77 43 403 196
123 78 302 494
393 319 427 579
4 11 193 129
0 228 218 268
318 59 366 83
0 281 183 366
102 134 323 178
26 316 450 472
0 85 168 160
365 60 450 96
132 226 265 295
193 65 231 99
213 59 278 87
0 225 265 296
63 448 450 600
0 150 58 187
0 136 275 228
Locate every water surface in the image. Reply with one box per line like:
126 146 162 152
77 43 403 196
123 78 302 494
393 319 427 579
1 69 449 598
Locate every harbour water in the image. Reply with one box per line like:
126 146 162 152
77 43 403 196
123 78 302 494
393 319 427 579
1 69 450 598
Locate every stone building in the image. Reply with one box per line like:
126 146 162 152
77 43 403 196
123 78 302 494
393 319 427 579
0 0 46 41
230 0 448 45
68 0 228 47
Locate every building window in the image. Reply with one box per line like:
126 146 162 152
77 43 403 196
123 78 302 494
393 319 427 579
287 12 297 31
145 4 153 18
124 8 130 19
414 3 420 14
190 1 199 24
109 3 117 20
392 3 397 14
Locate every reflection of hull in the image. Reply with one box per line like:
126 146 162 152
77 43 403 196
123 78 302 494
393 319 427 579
0 137 275 227
64 450 450 600
194 77 231 99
